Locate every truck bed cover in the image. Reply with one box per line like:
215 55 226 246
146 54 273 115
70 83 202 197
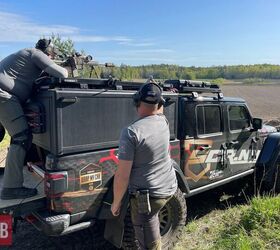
0 166 46 216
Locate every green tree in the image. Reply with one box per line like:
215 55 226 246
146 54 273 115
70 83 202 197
51 34 75 56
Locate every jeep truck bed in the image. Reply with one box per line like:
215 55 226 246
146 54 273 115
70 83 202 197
0 166 46 216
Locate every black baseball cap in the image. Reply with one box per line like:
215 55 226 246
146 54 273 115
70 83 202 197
35 39 59 55
35 39 51 51
139 83 163 104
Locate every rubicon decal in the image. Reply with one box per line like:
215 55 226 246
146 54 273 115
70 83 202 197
184 139 259 182
205 149 260 164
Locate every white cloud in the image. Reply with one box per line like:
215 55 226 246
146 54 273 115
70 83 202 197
100 49 174 57
0 11 133 44
127 49 174 54
0 10 176 65
0 11 78 42
70 35 132 43
95 48 177 65
118 41 155 47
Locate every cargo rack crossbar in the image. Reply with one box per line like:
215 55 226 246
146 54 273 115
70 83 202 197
35 77 221 94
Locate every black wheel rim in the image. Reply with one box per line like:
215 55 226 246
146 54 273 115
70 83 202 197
159 204 172 235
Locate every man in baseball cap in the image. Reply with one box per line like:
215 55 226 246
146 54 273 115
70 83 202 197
111 81 177 249
35 38 60 58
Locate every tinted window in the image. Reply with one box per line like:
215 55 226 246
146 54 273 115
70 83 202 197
196 105 221 135
229 106 250 130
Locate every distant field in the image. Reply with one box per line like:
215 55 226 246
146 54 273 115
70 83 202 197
220 79 280 85
221 84 280 121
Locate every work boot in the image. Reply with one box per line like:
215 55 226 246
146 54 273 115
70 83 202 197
1 187 37 200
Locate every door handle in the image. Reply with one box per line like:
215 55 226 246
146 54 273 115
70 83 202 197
230 140 239 145
198 145 212 151
58 97 78 103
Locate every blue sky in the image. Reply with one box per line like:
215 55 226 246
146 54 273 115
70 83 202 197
0 0 280 66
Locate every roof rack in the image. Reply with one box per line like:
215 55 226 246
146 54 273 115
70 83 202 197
163 79 221 93
35 77 221 95
35 77 146 91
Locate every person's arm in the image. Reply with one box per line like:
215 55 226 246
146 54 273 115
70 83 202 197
111 127 136 216
44 64 68 78
111 159 133 216
31 50 68 78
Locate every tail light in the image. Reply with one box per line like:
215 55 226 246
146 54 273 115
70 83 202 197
45 171 68 196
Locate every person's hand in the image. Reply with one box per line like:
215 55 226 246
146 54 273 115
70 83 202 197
111 201 121 216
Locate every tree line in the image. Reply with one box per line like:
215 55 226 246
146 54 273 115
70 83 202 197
51 36 280 80
99 64 280 80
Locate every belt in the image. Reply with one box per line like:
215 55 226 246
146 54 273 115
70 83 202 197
129 193 171 199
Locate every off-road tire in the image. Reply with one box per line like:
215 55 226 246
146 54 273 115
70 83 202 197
258 163 280 195
122 189 187 250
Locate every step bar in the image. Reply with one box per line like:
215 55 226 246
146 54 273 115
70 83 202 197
187 169 254 197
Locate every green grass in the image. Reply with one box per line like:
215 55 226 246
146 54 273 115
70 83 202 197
174 195 280 250
0 131 10 149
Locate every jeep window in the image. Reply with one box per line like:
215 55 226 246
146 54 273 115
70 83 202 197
229 105 250 131
196 105 222 135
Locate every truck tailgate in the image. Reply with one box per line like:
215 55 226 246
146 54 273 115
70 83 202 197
0 166 46 216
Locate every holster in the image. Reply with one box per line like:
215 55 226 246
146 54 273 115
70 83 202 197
136 189 151 214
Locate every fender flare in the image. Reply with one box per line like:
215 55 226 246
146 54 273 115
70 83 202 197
172 160 190 194
98 177 129 248
256 132 280 184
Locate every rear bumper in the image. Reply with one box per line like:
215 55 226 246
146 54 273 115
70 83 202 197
26 210 95 236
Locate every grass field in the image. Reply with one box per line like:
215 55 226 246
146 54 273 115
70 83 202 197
0 131 10 149
0 131 9 167
174 195 280 250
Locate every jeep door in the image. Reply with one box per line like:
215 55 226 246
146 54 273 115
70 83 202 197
225 103 259 173
183 102 228 189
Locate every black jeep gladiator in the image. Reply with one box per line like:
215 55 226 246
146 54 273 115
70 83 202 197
0 78 279 249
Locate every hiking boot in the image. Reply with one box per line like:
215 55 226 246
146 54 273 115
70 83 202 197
1 187 37 200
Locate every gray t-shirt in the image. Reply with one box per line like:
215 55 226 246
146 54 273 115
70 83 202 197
0 48 57 102
118 114 177 198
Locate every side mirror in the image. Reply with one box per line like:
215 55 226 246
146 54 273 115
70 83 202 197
252 118 262 131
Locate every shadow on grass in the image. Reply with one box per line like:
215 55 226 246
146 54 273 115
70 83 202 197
186 176 255 222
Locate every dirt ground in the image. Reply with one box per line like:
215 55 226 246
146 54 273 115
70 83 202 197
1 84 280 249
221 84 280 127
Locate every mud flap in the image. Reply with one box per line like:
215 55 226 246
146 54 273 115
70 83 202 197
172 160 190 194
103 191 129 248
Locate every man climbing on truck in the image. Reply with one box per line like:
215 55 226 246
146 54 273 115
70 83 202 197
0 38 68 200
